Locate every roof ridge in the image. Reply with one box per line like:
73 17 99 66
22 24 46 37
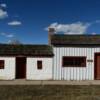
0 44 51 46
53 34 100 36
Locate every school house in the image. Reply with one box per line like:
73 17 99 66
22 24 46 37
0 28 100 80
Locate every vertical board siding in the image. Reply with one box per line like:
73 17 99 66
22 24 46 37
53 47 100 80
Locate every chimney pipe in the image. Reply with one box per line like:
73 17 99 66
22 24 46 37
48 28 55 44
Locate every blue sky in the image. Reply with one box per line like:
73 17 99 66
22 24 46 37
0 0 100 44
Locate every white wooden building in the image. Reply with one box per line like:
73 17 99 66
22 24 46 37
0 45 53 80
49 28 100 80
0 28 100 80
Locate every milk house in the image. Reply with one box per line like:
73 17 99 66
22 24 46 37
0 44 53 80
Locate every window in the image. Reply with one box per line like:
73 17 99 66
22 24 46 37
62 56 86 67
37 60 42 70
0 60 4 69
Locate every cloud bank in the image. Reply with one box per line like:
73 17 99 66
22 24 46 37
46 22 90 34
46 20 100 35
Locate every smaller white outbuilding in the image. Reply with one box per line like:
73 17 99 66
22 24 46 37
0 44 53 80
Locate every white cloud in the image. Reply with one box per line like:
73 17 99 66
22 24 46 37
0 33 14 38
0 3 7 8
95 20 100 23
0 9 8 19
8 21 22 26
6 34 14 38
47 22 90 34
91 32 97 35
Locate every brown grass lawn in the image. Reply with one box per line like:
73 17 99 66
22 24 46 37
0 85 100 100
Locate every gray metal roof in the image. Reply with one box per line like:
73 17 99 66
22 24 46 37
51 34 100 46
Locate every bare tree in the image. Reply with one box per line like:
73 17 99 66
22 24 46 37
8 39 22 45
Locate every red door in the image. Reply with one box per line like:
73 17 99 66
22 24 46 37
16 57 26 79
95 53 100 80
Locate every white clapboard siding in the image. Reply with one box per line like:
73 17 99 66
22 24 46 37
53 47 100 80
27 57 53 80
0 57 15 80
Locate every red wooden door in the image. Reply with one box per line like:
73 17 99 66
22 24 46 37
95 54 100 80
16 57 26 79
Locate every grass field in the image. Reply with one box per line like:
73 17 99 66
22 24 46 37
0 85 100 100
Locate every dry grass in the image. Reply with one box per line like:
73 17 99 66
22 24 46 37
0 85 100 100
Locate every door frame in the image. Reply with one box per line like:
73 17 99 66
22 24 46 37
94 53 100 80
15 56 26 79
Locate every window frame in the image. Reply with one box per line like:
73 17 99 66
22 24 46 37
37 60 42 70
0 60 4 69
62 56 86 67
